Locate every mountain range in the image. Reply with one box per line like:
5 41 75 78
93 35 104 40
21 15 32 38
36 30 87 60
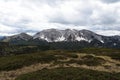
0 36 4 40
1 29 120 49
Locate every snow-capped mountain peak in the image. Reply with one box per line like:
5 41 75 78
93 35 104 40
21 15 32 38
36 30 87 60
33 29 105 43
1 29 120 48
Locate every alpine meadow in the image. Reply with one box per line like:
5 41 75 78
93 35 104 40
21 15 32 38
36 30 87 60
0 0 120 80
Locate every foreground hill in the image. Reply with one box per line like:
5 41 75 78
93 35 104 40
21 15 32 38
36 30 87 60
16 67 120 80
0 49 120 80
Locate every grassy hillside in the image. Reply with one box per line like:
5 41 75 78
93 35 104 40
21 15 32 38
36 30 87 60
0 48 120 80
16 67 120 80
79 48 120 60
0 51 78 71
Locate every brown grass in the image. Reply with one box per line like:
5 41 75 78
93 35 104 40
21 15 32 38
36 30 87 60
0 53 120 80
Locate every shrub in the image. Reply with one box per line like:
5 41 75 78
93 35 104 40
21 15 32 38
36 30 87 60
66 55 106 66
15 67 120 80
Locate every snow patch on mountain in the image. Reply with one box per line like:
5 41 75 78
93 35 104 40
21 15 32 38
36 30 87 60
33 29 106 43
76 37 87 41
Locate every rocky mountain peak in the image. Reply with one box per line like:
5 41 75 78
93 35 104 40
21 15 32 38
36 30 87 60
33 29 105 42
1 28 120 48
3 33 32 42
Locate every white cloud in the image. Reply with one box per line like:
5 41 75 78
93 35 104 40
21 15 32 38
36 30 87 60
0 0 120 36
0 23 18 36
0 23 17 33
95 30 120 36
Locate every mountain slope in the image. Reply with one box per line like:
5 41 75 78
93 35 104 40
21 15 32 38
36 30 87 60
3 33 32 42
33 29 120 48
0 36 4 41
33 29 105 43
1 29 120 48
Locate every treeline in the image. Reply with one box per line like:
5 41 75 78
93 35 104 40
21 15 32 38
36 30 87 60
0 41 120 56
0 42 50 56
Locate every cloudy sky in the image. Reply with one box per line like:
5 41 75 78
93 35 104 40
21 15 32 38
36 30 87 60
0 0 120 36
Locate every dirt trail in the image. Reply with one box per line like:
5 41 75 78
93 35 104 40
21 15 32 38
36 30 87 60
0 54 120 80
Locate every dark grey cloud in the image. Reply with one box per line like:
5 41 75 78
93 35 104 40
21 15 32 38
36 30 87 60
90 25 120 31
101 0 120 3
93 13 118 25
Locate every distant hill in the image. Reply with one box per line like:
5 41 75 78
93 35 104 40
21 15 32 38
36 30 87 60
0 36 4 40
